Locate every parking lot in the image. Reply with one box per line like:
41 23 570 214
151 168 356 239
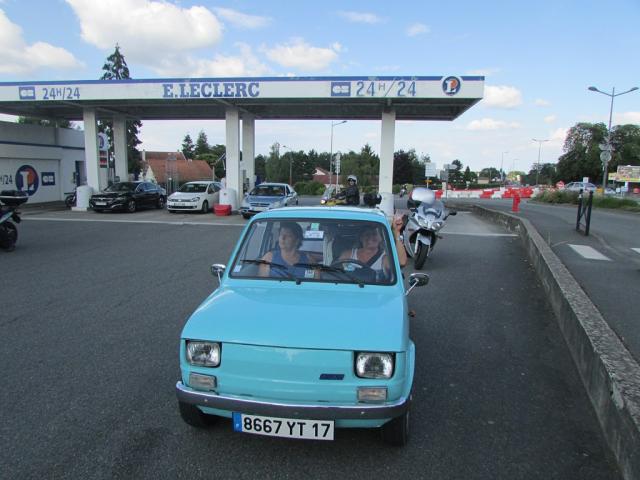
0 207 621 479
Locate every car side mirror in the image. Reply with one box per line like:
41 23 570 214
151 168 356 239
405 273 429 296
210 263 226 284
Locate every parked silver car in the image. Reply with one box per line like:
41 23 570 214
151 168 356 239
564 181 596 193
239 183 298 219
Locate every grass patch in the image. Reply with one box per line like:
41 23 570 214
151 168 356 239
533 190 640 212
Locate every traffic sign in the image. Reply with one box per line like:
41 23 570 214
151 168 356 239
600 151 611 163
599 143 612 151
424 162 437 177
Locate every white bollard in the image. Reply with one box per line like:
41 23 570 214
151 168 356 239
72 185 93 211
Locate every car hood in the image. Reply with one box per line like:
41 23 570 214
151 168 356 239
245 195 284 203
182 285 408 351
92 191 131 198
170 192 205 199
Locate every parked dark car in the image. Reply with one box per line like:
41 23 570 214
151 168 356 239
89 181 166 213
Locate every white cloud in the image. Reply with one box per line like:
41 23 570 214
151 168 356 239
482 85 523 108
616 112 640 124
549 127 568 147
466 118 521 130
262 39 341 71
0 8 82 74
406 23 429 37
153 43 269 77
466 67 500 76
338 11 383 24
535 98 551 106
66 0 222 64
544 115 556 123
214 7 270 29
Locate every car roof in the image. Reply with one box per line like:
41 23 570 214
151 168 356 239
254 182 288 187
252 206 388 222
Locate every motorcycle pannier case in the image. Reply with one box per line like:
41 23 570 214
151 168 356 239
0 190 29 206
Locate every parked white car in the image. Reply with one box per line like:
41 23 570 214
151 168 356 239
167 181 222 213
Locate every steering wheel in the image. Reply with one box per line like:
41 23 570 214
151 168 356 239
330 258 370 270
329 259 377 283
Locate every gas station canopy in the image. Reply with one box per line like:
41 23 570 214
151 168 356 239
0 75 484 121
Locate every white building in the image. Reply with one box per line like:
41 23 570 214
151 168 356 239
0 121 85 203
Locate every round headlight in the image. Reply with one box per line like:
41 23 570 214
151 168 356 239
355 352 394 379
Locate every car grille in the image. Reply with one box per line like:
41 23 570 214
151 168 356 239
250 202 270 207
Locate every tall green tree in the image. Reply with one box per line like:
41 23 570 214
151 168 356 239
194 131 210 157
609 124 640 173
98 45 142 174
181 134 195 159
556 122 606 182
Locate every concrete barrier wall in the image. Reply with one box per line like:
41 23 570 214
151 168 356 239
471 205 640 480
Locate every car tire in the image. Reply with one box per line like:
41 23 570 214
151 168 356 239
381 409 410 446
201 200 209 214
157 196 165 209
127 199 137 213
178 401 217 428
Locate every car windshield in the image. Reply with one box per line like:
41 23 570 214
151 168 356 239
250 185 285 196
230 218 397 286
105 182 136 192
178 183 208 193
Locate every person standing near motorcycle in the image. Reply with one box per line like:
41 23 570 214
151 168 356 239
345 175 360 205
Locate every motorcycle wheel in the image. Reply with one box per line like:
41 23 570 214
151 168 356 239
413 239 430 270
0 222 18 251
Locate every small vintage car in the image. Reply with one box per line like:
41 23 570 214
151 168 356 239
176 206 428 445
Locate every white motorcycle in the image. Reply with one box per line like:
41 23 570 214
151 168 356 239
401 187 456 269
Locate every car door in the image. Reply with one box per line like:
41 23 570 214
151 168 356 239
134 183 146 206
208 183 220 204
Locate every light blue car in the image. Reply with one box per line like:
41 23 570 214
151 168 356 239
175 206 429 445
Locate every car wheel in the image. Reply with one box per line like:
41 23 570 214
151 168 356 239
381 409 410 446
178 401 217 428
157 196 165 209
201 200 209 214
127 199 136 213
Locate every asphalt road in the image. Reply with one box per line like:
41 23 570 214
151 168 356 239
0 207 621 479
449 198 640 363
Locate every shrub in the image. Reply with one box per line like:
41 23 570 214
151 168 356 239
534 190 579 204
294 181 325 196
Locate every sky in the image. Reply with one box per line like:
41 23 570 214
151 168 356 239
0 0 639 174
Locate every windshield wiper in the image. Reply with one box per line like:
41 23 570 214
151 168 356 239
294 262 365 288
240 259 295 281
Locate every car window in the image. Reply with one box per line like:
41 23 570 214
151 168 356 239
179 183 208 193
230 218 397 285
105 182 136 192
145 183 157 192
250 185 285 196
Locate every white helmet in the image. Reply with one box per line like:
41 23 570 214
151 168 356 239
347 175 358 185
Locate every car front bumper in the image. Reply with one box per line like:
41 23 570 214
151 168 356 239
168 202 199 210
175 381 409 420
90 200 126 211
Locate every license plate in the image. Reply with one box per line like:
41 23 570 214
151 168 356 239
232 413 334 440
95 201 106 206
252 206 266 212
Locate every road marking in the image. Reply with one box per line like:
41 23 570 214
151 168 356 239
568 244 611 261
23 217 246 227
442 231 518 237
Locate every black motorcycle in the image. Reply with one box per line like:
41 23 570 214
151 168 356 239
65 188 77 209
0 190 28 252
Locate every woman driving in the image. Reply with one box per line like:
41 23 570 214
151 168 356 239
259 222 312 278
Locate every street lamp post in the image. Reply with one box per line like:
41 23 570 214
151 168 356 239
532 138 549 186
588 85 638 191
329 120 347 189
500 151 508 185
282 144 293 186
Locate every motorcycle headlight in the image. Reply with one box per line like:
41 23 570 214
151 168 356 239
186 341 221 367
432 221 443 229
355 352 394 379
